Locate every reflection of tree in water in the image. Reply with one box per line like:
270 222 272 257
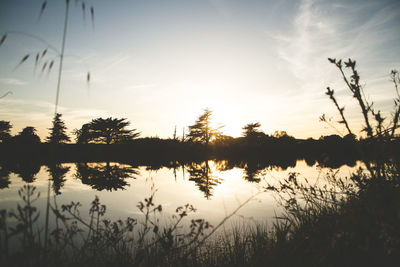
75 162 138 191
47 164 71 195
170 161 181 181
10 162 41 183
0 165 11 189
304 156 316 167
213 160 235 172
187 161 221 199
243 162 265 183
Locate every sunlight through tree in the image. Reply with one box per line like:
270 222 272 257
187 108 223 145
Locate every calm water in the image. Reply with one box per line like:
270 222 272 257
0 160 361 227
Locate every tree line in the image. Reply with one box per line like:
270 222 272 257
0 114 140 145
1 107 398 165
0 108 296 146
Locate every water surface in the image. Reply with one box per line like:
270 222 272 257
0 160 361 227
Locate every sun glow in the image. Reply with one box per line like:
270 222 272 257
209 103 244 138
181 79 249 138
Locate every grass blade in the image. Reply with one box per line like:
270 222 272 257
41 61 48 73
82 2 86 22
0 34 7 46
90 6 95 30
38 1 47 21
48 60 54 74
14 54 30 70
41 49 47 59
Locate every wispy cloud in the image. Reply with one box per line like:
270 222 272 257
274 0 400 89
274 0 339 84
0 78 27 86
0 98 54 109
89 53 132 83
0 98 108 137
268 0 400 136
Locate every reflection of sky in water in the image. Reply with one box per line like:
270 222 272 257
0 160 363 228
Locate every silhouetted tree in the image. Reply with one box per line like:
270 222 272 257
187 108 223 145
273 130 289 138
242 122 266 145
47 113 70 144
0 165 11 189
13 126 41 145
173 125 177 140
74 117 140 144
242 122 262 138
213 134 234 146
319 134 342 142
0 120 12 143
73 123 91 144
343 133 357 142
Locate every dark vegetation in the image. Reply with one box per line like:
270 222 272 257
1 110 398 164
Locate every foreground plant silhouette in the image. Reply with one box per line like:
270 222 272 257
0 176 264 267
0 184 215 267
324 58 400 139
262 58 400 266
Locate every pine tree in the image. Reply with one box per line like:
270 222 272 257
47 113 70 144
187 108 222 145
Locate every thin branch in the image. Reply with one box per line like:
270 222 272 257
325 87 353 136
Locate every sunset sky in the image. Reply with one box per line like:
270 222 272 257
1 0 399 140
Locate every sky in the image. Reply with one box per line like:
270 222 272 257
0 0 400 140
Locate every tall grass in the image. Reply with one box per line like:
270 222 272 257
0 183 215 267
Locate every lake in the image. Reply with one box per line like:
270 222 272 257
0 159 362 229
